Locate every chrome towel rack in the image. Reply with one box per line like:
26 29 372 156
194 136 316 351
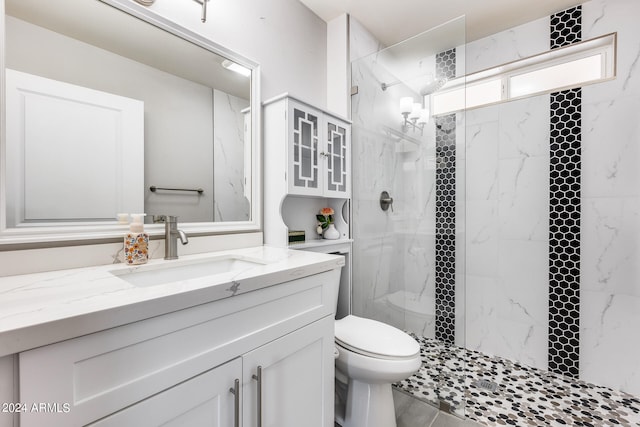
149 186 204 194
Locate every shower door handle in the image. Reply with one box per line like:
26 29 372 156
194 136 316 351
380 191 394 212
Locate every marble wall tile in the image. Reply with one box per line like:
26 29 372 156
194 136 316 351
465 275 499 351
578 0 640 395
464 13 551 373
466 121 499 202
349 18 386 62
581 197 640 297
582 92 640 199
497 156 549 242
581 290 640 396
213 90 250 222
465 16 549 75
583 0 640 96
465 200 499 278
498 95 550 160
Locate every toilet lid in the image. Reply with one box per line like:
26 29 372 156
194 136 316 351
335 315 420 360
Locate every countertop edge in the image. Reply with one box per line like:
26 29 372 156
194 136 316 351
0 250 344 357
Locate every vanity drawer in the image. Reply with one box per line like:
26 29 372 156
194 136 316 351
19 269 339 427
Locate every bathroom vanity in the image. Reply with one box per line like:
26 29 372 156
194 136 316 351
0 247 343 427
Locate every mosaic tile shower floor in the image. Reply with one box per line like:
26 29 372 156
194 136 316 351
396 335 640 427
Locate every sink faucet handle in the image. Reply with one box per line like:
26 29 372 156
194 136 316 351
162 215 188 259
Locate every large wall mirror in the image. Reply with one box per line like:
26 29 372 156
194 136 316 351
0 0 261 245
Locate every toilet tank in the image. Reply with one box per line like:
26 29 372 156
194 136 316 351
295 243 351 319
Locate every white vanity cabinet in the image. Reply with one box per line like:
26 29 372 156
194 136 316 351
243 316 334 427
89 358 241 427
18 269 339 427
264 95 351 198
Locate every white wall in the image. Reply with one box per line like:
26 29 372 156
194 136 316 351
327 14 349 117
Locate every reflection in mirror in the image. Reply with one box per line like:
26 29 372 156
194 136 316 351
3 0 255 238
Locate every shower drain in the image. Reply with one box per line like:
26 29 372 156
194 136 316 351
473 379 499 392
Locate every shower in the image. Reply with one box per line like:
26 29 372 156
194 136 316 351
351 3 640 426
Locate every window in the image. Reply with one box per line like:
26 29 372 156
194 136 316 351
431 33 616 115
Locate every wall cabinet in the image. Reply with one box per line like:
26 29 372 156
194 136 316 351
18 270 340 427
264 94 352 249
265 95 351 199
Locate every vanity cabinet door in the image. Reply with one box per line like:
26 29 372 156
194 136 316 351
242 316 334 427
287 100 323 197
88 358 242 427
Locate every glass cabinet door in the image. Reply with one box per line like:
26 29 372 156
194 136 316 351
324 117 350 197
289 103 322 196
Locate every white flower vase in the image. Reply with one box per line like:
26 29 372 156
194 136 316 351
323 223 340 240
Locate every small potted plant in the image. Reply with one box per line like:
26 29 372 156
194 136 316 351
316 207 339 239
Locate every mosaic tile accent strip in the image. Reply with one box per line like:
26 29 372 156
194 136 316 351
435 48 457 345
548 6 582 379
550 6 582 49
396 335 640 427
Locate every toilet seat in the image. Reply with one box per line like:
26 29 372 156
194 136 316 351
335 315 420 360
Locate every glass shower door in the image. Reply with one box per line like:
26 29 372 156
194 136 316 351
350 16 467 418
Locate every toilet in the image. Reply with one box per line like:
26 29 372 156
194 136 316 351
334 315 421 427
302 244 421 427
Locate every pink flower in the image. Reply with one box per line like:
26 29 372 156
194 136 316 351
320 207 334 216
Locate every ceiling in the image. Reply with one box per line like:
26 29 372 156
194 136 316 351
299 0 583 46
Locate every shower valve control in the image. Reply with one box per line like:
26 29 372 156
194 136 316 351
380 191 394 212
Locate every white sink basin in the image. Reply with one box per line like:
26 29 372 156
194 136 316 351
111 255 266 287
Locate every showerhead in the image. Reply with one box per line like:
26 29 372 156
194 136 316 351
419 76 448 96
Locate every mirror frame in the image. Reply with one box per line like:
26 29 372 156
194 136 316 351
0 0 262 247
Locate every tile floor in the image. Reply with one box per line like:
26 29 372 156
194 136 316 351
395 335 640 427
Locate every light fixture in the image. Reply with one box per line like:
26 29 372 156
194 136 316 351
222 60 251 77
400 97 429 135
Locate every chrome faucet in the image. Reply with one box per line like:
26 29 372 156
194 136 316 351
163 215 188 260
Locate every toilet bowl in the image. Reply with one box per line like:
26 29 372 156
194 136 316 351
334 315 421 427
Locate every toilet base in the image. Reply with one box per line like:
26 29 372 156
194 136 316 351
342 379 396 427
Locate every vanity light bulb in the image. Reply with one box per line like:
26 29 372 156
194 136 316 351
222 60 251 77
399 97 414 114
409 103 422 120
417 109 430 125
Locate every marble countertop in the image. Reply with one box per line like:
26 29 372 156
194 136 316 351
0 246 344 357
